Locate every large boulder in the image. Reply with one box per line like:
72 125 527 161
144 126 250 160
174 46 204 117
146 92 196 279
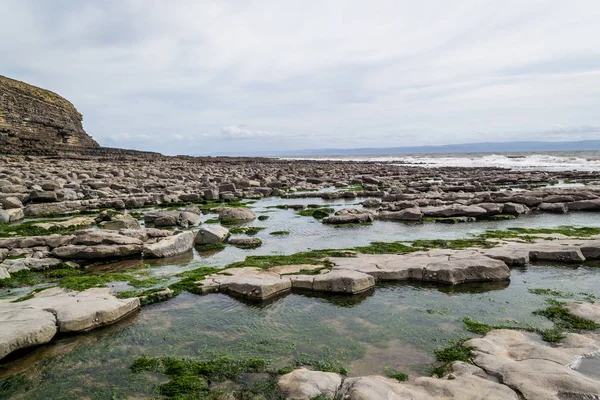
219 207 256 222
143 231 195 258
0 196 23 209
195 225 230 245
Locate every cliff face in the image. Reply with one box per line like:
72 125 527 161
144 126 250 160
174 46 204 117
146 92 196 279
0 75 99 153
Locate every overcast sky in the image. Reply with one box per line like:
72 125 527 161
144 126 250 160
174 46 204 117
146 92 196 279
2 0 600 155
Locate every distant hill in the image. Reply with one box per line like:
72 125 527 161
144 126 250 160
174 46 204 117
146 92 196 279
212 140 600 157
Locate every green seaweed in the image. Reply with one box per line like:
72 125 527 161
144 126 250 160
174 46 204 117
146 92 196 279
168 267 222 295
229 226 266 235
270 230 290 235
533 302 600 331
385 368 409 382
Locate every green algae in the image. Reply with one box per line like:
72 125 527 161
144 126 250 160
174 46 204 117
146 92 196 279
385 368 409 382
229 226 266 235
534 301 600 331
168 267 222 295
480 226 600 239
0 220 92 238
269 230 290 235
131 355 270 399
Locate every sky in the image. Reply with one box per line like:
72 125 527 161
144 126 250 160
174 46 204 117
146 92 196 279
1 0 600 155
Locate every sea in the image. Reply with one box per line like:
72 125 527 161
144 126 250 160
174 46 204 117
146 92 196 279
283 150 600 172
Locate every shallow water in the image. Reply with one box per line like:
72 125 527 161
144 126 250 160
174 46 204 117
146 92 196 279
1 262 599 399
2 196 600 398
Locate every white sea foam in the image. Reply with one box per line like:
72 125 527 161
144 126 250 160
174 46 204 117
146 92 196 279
284 153 600 172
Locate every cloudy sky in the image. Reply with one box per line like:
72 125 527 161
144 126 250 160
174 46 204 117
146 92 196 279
2 0 600 155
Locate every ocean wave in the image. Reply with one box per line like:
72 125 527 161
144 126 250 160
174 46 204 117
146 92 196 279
284 153 600 171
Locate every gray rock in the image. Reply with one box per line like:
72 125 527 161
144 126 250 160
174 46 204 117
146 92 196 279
529 246 585 263
0 196 23 209
1 257 63 273
278 368 342 400
219 207 256 222
421 204 488 218
71 231 143 246
378 207 423 221
330 251 510 284
195 225 230 245
312 270 375 294
465 329 600 400
0 235 74 250
228 237 262 248
203 272 292 301
322 213 374 224
143 231 195 258
568 199 600 211
564 302 600 324
0 267 9 280
52 244 142 259
580 240 600 259
537 202 568 214
0 306 57 360
502 202 530 215
0 209 8 223
101 216 141 230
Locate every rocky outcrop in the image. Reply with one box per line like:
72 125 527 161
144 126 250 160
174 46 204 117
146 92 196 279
0 287 140 360
0 75 99 154
277 329 600 400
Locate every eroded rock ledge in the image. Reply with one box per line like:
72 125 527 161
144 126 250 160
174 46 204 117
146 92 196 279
278 329 600 400
0 287 139 360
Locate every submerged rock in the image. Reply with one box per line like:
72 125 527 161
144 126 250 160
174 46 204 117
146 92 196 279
564 302 600 324
465 330 600 399
278 368 342 400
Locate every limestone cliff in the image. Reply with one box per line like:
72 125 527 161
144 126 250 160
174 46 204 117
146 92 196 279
0 75 99 153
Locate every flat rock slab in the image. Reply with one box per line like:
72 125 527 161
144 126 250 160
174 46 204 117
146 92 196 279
564 302 600 324
1 257 63 273
52 244 142 259
0 287 140 360
24 287 140 332
0 306 57 360
278 368 342 400
465 329 600 399
202 272 292 301
312 269 375 294
329 251 510 284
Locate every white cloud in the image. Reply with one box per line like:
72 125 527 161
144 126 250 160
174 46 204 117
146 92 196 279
220 125 276 138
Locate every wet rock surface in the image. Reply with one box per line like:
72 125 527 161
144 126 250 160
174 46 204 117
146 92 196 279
0 287 139 360
277 329 600 400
